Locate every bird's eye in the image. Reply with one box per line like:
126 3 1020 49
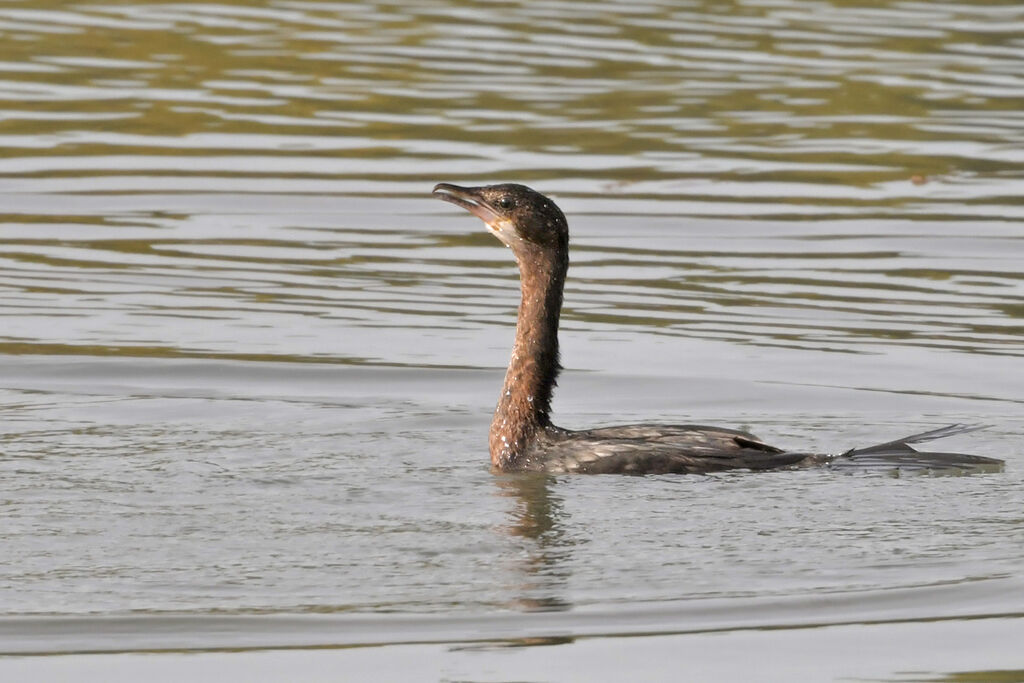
498 197 513 210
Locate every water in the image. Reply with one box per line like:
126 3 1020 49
1 1 1022 680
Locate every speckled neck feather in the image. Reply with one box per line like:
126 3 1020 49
489 245 567 469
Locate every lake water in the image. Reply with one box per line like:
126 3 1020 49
0 1 1022 680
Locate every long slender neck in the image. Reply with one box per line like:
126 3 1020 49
490 248 567 469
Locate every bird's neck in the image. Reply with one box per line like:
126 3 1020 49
490 250 567 470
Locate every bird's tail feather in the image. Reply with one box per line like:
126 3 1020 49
829 423 1002 472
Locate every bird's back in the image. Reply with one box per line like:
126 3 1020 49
520 424 811 474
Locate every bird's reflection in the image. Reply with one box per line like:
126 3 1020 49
495 473 574 613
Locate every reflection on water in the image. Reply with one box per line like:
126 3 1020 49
497 474 573 612
893 671 1024 683
1 0 1022 366
0 0 1022 676
0 0 1022 208
1 198 1020 366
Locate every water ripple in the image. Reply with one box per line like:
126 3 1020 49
0 0 1022 638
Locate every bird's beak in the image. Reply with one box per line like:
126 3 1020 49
432 183 503 227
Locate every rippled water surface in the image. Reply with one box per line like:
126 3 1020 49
1 1 1022 680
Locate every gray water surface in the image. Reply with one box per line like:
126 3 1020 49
1 0 1022 680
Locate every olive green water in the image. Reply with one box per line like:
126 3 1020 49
0 1 1022 680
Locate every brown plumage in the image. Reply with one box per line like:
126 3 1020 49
432 182 1002 475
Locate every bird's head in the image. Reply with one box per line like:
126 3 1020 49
433 183 568 258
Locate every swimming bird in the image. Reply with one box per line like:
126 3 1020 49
432 182 1001 475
